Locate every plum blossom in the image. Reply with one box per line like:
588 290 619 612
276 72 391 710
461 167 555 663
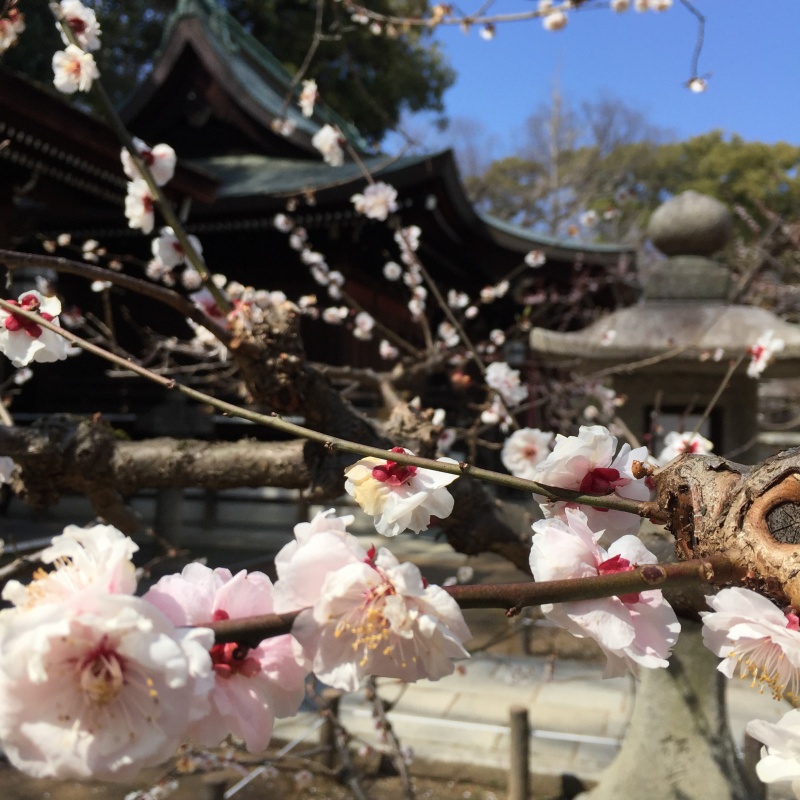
124 179 155 233
144 564 307 753
501 428 555 480
656 431 713 466
383 261 402 281
688 77 707 93
0 593 213 781
0 8 24 53
746 709 800 796
151 227 203 269
274 515 470 691
485 361 528 406
273 213 293 233
353 311 375 341
701 587 800 702
748 330 784 378
528 424 650 540
298 78 318 117
52 44 98 93
0 290 70 368
345 447 458 537
322 306 348 324
530 508 680 677
542 10 567 30
380 339 399 360
351 182 399 221
121 139 176 187
59 0 101 51
610 0 630 11
3 524 138 610
312 124 344 167
525 250 546 268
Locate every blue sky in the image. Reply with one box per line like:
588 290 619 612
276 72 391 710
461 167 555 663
404 1 800 160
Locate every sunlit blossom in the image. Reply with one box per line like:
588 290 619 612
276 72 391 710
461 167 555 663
528 424 650 540
701 587 800 702
656 431 713 466
0 290 70 368
748 330 784 378
52 44 98 93
345 447 458 537
530 508 680 677
746 709 800 796
501 428 555 481
351 182 399 221
144 564 307 753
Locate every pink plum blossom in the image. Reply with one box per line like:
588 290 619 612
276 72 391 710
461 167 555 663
3 523 138 610
528 424 650 539
59 0 101 51
530 508 680 677
701 587 800 702
748 330 784 378
280 538 470 692
656 431 714 466
0 290 70 368
52 44 98 93
121 139 176 186
501 427 555 480
312 124 344 167
144 564 307 753
351 182 399 221
344 447 458 537
0 593 213 781
746 709 800 796
485 361 528 407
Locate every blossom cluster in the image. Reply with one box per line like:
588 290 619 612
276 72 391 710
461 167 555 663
0 510 471 782
51 0 100 94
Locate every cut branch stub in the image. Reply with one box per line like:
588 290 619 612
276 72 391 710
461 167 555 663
655 449 800 608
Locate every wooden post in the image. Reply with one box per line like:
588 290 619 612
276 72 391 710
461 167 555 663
509 705 530 800
320 688 342 769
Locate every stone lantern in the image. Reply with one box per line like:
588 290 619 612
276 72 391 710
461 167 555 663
530 191 800 462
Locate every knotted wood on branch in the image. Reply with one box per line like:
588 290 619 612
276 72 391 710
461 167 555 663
655 448 800 608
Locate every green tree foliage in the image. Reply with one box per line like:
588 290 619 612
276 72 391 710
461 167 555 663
465 94 800 244
3 0 453 145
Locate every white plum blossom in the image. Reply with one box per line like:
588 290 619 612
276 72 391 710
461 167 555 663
351 182 399 221
322 306 349 324
383 261 402 281
0 290 70 368
480 23 495 40
746 709 800 797
274 516 470 691
448 289 469 308
3 524 138 611
271 118 296 137
656 431 714 466
344 447 459 537
0 593 213 781
151 227 203 269
52 44 98 93
380 339 399 360
542 10 567 30
501 428 555 480
273 213 294 233
649 0 672 9
525 250 546 268
438 321 459 347
121 139 176 186
748 330 784 378
298 78 318 117
124 179 155 233
610 0 630 11
144 564 307 754
530 508 680 677
353 311 375 341
312 124 344 167
485 361 528 407
688 77 707 93
489 329 506 346
528 424 650 540
394 225 421 265
59 0 101 51
701 587 800 702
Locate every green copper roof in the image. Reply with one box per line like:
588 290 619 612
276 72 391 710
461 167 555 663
166 0 369 151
